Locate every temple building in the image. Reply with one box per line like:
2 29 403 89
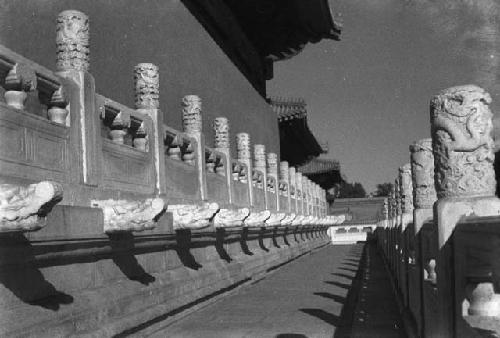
270 97 344 194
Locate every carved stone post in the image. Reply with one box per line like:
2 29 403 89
254 144 267 203
410 138 436 232
182 95 207 200
56 10 99 185
134 63 165 194
399 163 413 307
263 152 285 226
280 161 291 212
278 161 294 226
296 172 303 216
267 152 279 208
431 85 500 335
56 10 89 72
214 117 233 204
289 167 297 215
410 138 438 336
408 140 437 336
212 118 250 227
292 170 304 226
237 133 253 205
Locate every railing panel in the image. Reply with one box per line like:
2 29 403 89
420 220 439 337
205 147 229 204
0 103 70 183
454 217 500 338
96 94 155 194
252 168 266 210
164 125 201 201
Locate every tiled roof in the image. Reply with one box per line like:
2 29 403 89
298 157 340 175
270 97 307 121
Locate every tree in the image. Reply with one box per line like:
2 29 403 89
373 182 393 197
337 181 367 198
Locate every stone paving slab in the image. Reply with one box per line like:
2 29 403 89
145 243 405 338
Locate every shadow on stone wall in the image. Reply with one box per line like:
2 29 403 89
215 228 232 263
175 230 203 270
258 228 270 252
0 234 74 310
109 234 156 285
239 227 254 256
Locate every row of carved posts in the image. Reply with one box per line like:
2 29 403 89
378 85 499 337
0 9 345 233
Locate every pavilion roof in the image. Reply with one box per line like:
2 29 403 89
299 157 340 175
224 0 342 62
269 97 323 166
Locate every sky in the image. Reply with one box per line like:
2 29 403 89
268 0 500 194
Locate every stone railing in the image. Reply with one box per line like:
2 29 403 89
375 85 500 338
0 9 332 337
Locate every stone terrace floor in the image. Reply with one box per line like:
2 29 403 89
142 243 406 338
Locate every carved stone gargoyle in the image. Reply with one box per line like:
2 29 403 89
265 212 286 227
213 208 250 228
91 198 165 233
0 181 63 232
280 213 296 226
167 202 219 230
291 215 305 226
244 210 271 227
301 215 314 226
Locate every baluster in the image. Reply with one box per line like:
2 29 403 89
167 135 181 160
206 151 216 173
109 112 129 144
215 156 225 176
47 87 69 124
133 122 148 151
4 63 37 110
232 162 240 181
183 142 195 165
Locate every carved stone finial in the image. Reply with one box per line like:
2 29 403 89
0 181 63 232
254 144 266 170
410 138 437 209
182 95 202 134
214 208 249 227
236 133 250 161
430 85 496 198
244 210 271 227
91 198 165 233
167 202 219 230
280 161 289 181
399 163 413 213
214 117 229 150
267 153 278 177
134 63 159 109
56 10 90 71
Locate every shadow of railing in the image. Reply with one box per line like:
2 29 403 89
0 233 74 311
